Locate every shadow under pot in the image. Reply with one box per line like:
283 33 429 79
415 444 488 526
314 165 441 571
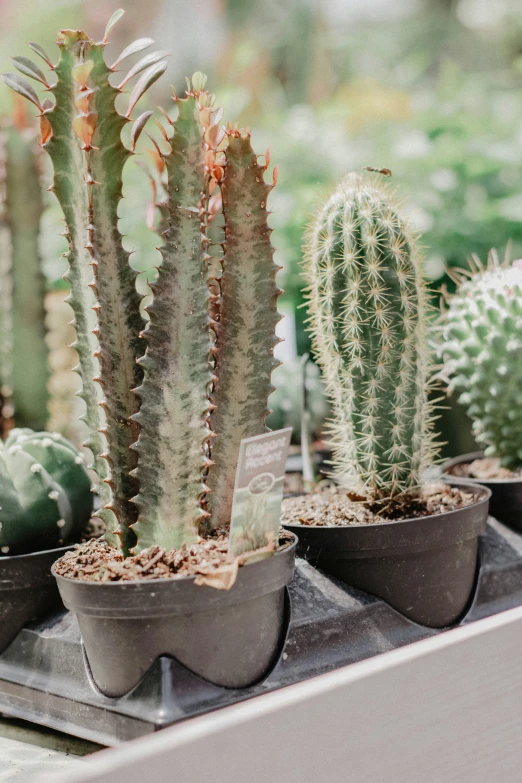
53 534 297 699
443 452 522 533
282 482 490 628
0 546 72 653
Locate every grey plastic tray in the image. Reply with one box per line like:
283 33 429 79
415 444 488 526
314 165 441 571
0 516 520 746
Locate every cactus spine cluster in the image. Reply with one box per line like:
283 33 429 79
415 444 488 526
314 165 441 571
305 173 438 498
0 428 93 555
0 111 49 433
3 12 281 555
438 253 522 467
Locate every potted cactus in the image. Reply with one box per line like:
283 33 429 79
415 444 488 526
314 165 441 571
3 12 296 697
438 251 522 531
0 428 92 651
281 172 490 628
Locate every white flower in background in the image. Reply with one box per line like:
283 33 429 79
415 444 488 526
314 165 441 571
430 169 458 192
393 130 431 159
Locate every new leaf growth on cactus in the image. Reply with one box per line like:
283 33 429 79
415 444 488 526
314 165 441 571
438 252 522 467
306 173 438 499
0 114 49 432
2 19 168 554
0 428 92 555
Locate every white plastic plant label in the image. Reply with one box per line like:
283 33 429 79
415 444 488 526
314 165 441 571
228 427 292 558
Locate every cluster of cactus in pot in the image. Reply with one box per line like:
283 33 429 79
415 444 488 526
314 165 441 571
305 172 440 499
438 251 522 469
2 10 282 560
0 106 49 434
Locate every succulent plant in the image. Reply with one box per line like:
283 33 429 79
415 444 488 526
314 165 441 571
0 110 49 433
305 172 439 499
0 428 93 555
438 252 522 467
3 13 281 556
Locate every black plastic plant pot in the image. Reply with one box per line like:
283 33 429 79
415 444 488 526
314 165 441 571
0 546 71 654
283 483 490 629
53 535 297 698
443 452 522 532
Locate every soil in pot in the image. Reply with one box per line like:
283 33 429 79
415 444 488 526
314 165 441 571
281 481 490 628
443 452 522 531
53 533 297 698
446 457 522 481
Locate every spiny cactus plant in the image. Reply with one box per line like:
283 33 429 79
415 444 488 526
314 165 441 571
3 12 281 557
305 172 439 499
438 252 522 467
0 107 49 432
0 428 92 555
3 13 163 552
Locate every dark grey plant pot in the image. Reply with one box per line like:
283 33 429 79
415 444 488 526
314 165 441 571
0 546 71 653
283 482 490 628
53 535 297 698
443 452 522 533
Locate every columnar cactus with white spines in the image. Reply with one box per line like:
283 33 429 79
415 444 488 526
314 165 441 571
3 14 281 555
439 254 522 467
306 173 438 498
0 428 92 554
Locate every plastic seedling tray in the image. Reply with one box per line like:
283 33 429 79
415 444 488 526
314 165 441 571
0 516 521 746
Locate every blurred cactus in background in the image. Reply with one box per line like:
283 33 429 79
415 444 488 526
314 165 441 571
0 104 49 433
267 356 328 444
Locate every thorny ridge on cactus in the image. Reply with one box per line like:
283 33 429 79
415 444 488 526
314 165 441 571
437 248 522 468
305 172 440 499
2 12 282 558
206 129 282 530
131 78 217 552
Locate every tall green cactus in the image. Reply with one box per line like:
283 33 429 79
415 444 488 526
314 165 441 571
306 173 438 498
0 118 49 432
132 83 214 551
206 130 281 528
3 14 281 556
438 254 522 467
2 16 166 553
133 105 281 549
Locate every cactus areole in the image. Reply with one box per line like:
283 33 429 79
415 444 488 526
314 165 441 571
2 12 282 559
305 173 439 500
440 256 522 468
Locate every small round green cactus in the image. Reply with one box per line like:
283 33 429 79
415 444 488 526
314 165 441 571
306 173 438 498
439 256 522 467
0 428 93 555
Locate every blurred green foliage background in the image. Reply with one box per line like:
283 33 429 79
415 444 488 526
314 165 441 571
2 0 521 453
